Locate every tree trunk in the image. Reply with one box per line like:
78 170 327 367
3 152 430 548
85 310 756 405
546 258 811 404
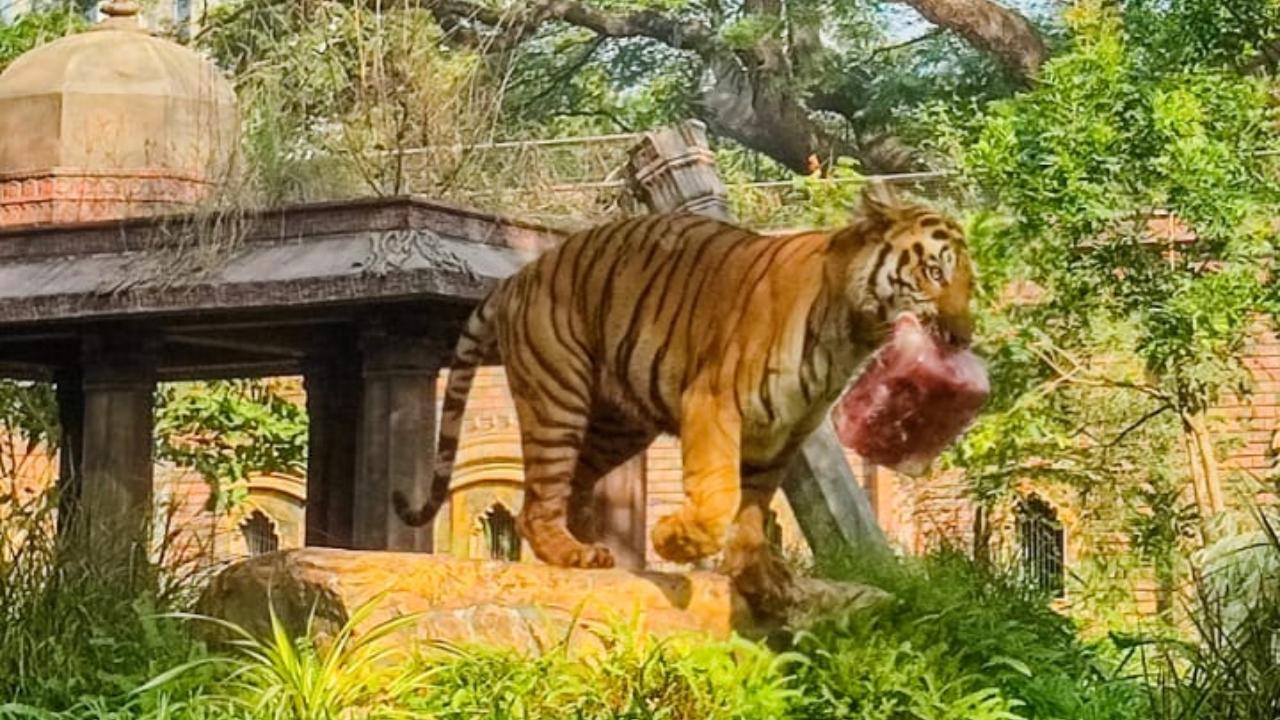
972 503 992 568
1180 410 1223 542
1187 411 1225 515
696 57 886 173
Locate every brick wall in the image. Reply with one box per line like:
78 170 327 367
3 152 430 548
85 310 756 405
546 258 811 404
1213 320 1280 492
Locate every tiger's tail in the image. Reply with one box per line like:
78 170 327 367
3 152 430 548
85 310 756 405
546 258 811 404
392 291 500 527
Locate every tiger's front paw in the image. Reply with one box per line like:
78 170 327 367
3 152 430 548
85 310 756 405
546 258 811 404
566 543 616 569
652 511 724 563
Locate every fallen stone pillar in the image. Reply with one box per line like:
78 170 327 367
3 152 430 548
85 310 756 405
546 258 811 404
202 549 742 651
197 549 886 652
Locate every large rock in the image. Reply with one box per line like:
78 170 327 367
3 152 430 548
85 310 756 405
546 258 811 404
197 549 886 653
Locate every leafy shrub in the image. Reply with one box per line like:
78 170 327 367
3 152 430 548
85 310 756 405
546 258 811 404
0 4 85 71
403 621 799 720
1142 512 1280 720
797 551 1148 720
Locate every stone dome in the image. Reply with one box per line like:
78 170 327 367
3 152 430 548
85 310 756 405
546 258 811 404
0 1 238 226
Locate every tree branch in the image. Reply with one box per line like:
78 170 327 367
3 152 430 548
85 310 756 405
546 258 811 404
891 0 1047 82
417 0 715 54
414 0 920 172
870 28 944 59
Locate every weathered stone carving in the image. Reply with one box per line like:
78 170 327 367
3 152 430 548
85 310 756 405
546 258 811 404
362 228 478 283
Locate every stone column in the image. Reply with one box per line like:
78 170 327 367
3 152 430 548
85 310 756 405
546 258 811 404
54 367 84 535
303 344 361 548
352 324 446 551
781 425 886 554
591 454 648 570
626 120 731 221
78 333 157 558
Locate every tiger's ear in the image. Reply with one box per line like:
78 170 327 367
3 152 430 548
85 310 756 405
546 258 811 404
855 181 901 224
832 181 899 254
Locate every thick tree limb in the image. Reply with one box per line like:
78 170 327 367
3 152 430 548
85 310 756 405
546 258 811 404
699 57 914 174
417 0 715 53
417 0 892 172
892 0 1047 81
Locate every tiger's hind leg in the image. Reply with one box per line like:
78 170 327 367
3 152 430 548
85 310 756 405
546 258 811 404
511 394 615 569
566 408 656 546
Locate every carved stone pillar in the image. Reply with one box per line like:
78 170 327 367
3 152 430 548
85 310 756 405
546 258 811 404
781 425 886 555
352 324 446 551
303 341 361 548
78 333 157 559
54 366 84 535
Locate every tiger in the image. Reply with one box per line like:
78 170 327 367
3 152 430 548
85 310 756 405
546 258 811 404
393 183 973 602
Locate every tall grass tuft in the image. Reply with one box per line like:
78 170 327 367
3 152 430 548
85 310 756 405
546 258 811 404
0 491 206 712
403 616 800 720
798 550 1148 720
171 596 430 720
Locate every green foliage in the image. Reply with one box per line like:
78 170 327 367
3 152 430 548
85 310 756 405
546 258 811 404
154 381 307 512
0 381 57 478
727 158 867 230
1124 0 1280 70
916 0 1280 602
799 552 1147 720
38 542 1280 720
171 597 429 719
0 377 308 516
939 0 1278 403
499 0 1025 162
199 0 506 204
0 4 85 70
410 628 799 719
1142 511 1280 719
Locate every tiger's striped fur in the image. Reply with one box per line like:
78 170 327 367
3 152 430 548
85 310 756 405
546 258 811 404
393 185 973 585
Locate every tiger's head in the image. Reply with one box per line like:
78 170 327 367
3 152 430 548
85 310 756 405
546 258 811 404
839 183 974 346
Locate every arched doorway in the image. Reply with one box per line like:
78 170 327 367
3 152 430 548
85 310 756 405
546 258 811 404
479 503 520 561
240 510 280 557
1015 496 1065 598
